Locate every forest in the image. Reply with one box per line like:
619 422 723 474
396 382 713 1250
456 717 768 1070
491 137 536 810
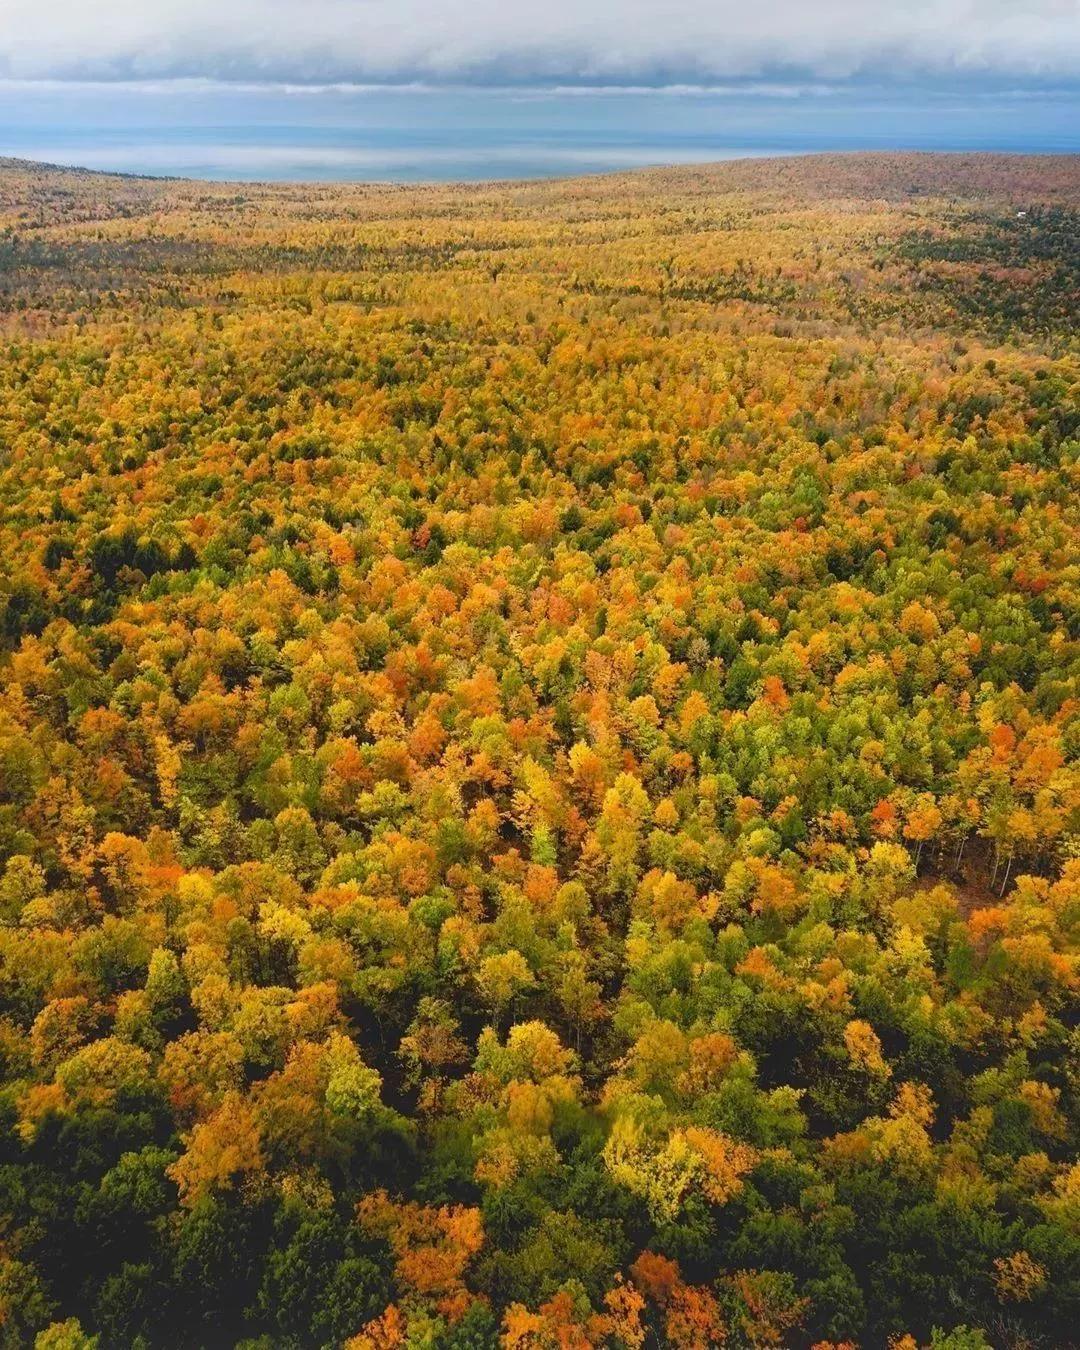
0 150 1077 1349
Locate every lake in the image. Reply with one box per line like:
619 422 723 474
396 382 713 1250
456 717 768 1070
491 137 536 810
1 81 1077 182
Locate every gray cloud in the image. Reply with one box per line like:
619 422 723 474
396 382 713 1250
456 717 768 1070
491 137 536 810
0 0 1077 86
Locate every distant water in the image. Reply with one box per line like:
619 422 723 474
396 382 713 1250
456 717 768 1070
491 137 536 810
1 82 1077 182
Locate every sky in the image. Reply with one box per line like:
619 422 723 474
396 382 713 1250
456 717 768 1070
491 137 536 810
0 0 1076 179
2 0 1078 88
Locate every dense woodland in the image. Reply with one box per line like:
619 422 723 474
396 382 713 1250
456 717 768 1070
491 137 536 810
0 151 1077 1349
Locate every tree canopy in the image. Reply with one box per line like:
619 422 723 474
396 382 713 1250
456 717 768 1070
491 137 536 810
0 151 1077 1349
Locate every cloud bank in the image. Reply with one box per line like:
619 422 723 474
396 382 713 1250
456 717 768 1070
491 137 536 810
0 0 1077 88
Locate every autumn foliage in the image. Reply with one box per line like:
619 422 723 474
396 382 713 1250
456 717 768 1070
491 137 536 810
0 152 1077 1348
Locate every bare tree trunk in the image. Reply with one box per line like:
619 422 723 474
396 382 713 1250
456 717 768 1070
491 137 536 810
999 853 1014 897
